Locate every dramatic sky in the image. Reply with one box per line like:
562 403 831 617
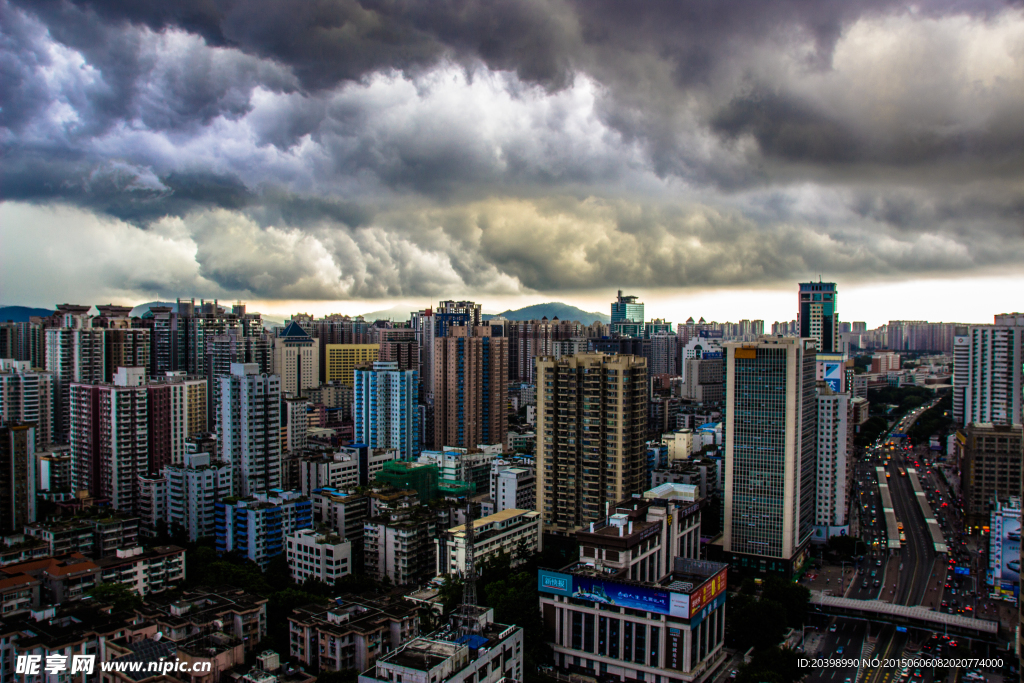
2 0 1022 326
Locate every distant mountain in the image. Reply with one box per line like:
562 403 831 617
487 302 609 324
0 306 55 322
358 305 421 321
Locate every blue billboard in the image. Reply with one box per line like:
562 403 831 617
698 330 724 339
538 569 693 617
822 362 843 393
954 566 970 576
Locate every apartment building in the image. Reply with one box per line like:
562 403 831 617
436 508 542 576
364 507 437 586
0 359 53 449
216 490 313 569
286 528 352 583
94 545 186 596
165 451 233 541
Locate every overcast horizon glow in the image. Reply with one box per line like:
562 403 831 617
2 0 1022 325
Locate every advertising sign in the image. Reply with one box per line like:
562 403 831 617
989 507 1021 587
688 593 726 628
698 330 724 339
667 627 683 671
954 566 970 576
538 569 724 619
822 361 843 393
688 568 727 615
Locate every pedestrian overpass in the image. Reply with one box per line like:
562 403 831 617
811 592 1000 638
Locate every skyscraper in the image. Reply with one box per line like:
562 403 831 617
46 325 105 439
69 367 149 512
798 282 839 353
433 326 508 450
812 386 850 543
218 363 281 497
959 313 1024 427
0 424 37 534
353 361 420 460
325 344 380 386
147 372 207 471
535 352 648 534
611 290 644 324
0 359 54 449
272 321 319 396
723 336 817 576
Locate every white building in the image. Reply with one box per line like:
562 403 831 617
136 472 167 536
436 508 542 576
311 488 369 543
95 545 186 595
299 453 360 495
165 451 233 541
218 363 281 496
960 314 1024 427
662 429 697 462
272 322 319 396
283 395 309 455
358 606 523 683
812 389 850 543
0 359 53 449
493 467 536 513
286 528 352 583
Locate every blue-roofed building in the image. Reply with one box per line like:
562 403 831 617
215 489 313 569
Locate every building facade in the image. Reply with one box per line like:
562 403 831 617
960 314 1024 427
326 344 380 386
0 360 53 449
273 321 320 396
535 353 649 534
433 326 508 451
723 336 817 577
436 508 542 576
218 363 281 496
215 490 313 569
812 388 850 543
0 425 36 534
166 451 233 541
958 423 1024 531
354 361 420 460
286 528 352 583
798 282 839 354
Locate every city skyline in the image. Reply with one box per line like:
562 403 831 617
2 2 1023 326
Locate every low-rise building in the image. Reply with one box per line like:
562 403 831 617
289 594 420 673
0 535 50 567
24 520 95 557
436 509 542 576
0 553 100 605
137 586 269 652
91 517 141 559
357 606 523 683
286 529 352 584
216 490 313 570
95 545 186 596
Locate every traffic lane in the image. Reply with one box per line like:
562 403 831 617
805 619 864 683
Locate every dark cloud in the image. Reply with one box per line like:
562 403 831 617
2 0 1024 302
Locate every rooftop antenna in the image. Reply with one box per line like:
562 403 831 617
461 497 477 608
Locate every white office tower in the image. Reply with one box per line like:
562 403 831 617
353 361 419 460
0 359 54 449
960 314 1024 427
723 336 817 577
165 451 232 542
812 388 850 543
218 363 281 496
273 321 319 395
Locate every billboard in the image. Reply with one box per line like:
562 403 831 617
538 569 723 619
822 361 844 393
698 330 724 339
989 507 1021 588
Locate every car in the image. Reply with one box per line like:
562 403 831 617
837 646 844 655
728 671 738 680
870 570 877 577
941 601 948 607
876 560 882 567
862 579 869 589
873 580 880 587
829 623 837 632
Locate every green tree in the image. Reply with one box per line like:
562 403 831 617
438 575 464 615
89 582 143 612
761 578 810 629
736 646 801 683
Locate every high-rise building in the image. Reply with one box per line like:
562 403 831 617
69 368 149 512
952 326 971 425
372 328 420 373
218 363 281 497
611 290 644 324
798 282 839 353
410 308 436 402
433 326 508 450
147 372 207 471
353 361 420 460
103 328 150 383
205 330 271 430
648 332 679 376
506 319 587 383
0 321 43 368
0 359 54 449
272 322 319 396
535 352 649 534
325 344 380 386
289 312 371 384
282 395 309 456
958 423 1023 531
165 451 232 542
0 424 37 534
960 314 1024 427
46 326 105 439
723 336 817 576
434 300 482 338
812 387 850 543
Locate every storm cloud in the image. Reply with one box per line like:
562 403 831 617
2 0 1023 305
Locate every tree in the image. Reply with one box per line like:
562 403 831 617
438 575 464 615
89 582 143 613
736 646 801 683
761 578 810 629
725 593 786 651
